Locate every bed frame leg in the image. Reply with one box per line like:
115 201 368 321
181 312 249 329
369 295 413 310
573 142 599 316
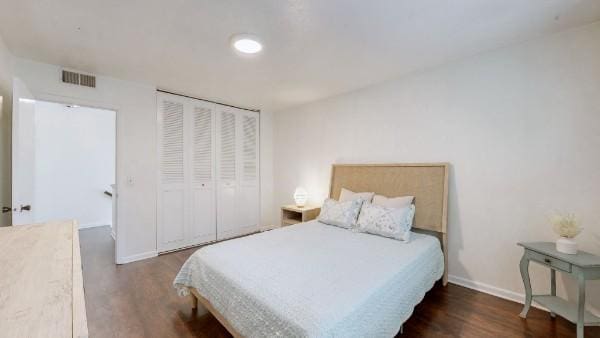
191 294 198 310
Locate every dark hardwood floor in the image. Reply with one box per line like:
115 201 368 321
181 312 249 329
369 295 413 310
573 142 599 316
80 226 599 338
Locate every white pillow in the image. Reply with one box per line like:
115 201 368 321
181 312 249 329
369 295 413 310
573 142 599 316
372 194 414 209
339 188 374 203
356 203 415 242
318 198 363 229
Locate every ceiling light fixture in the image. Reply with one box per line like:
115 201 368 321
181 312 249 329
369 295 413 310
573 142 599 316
231 34 263 54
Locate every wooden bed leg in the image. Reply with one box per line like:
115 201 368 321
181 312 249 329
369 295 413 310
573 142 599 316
442 233 448 286
191 294 198 310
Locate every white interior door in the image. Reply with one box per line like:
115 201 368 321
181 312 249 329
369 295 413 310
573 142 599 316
216 108 238 240
157 94 187 251
217 107 260 240
237 111 260 230
157 91 259 248
11 77 36 225
157 93 218 252
188 101 216 245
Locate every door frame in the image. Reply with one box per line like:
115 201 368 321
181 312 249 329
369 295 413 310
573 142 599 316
22 92 121 263
11 78 36 225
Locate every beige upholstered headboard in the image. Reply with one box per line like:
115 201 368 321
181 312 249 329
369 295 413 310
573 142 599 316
329 163 449 285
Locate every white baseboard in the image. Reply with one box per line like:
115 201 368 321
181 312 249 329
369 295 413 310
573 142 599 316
79 223 111 229
448 274 531 306
116 251 157 264
448 274 600 316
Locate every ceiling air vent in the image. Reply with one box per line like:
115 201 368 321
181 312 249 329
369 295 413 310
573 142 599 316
61 70 96 88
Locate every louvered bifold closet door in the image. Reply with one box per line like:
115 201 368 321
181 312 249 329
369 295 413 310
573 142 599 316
188 103 217 245
158 92 259 249
237 111 260 231
216 107 260 240
157 94 187 252
216 108 238 240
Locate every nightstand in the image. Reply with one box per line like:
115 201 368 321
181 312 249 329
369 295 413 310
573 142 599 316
518 242 600 338
280 205 320 226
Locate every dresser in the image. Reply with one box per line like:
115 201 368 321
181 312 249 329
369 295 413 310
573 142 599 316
0 220 88 337
518 242 600 338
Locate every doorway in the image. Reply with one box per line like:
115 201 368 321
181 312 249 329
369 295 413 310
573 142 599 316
33 101 116 228
12 97 116 235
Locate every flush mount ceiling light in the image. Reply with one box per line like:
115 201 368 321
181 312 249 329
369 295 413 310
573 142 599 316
231 34 263 54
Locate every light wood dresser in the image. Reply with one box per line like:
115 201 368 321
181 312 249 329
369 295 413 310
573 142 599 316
0 220 88 338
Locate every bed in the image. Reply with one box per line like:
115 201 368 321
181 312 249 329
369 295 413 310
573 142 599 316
174 163 449 337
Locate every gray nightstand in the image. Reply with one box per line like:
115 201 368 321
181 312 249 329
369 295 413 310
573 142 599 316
518 242 600 338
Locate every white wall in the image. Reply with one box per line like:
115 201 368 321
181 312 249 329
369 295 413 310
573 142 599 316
10 57 275 262
273 22 600 312
0 34 13 226
33 101 115 228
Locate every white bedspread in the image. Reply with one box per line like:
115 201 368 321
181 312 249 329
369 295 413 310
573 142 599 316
174 221 444 338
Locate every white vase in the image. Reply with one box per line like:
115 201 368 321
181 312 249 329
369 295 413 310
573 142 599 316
556 237 577 255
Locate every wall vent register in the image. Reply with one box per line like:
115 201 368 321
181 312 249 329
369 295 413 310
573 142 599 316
61 70 96 88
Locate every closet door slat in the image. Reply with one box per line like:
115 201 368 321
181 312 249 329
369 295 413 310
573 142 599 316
242 115 258 182
161 101 184 184
193 107 213 183
220 111 236 181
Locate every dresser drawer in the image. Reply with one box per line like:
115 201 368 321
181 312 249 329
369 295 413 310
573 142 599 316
529 251 571 273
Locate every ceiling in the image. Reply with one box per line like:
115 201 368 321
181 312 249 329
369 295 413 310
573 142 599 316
1 0 599 112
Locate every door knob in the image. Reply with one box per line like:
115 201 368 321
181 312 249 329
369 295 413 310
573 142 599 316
20 205 31 211
2 206 11 213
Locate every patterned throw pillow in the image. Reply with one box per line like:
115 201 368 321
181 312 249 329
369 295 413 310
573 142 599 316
356 203 415 242
317 198 363 229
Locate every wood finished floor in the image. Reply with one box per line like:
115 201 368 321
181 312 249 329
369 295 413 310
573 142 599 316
80 226 599 338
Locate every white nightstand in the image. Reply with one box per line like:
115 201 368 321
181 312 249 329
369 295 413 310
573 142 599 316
280 205 320 226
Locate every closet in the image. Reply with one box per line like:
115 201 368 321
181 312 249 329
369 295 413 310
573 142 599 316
157 92 259 252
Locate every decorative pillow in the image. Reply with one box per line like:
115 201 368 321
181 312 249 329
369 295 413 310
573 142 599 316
372 194 414 209
317 198 363 229
339 188 374 203
356 203 415 242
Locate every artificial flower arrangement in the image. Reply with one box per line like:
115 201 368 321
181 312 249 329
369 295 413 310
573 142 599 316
550 212 582 254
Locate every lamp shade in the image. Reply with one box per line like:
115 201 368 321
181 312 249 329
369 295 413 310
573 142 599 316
293 187 308 207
